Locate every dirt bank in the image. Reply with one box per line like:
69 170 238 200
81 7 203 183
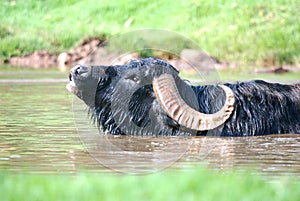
8 37 102 71
6 37 297 74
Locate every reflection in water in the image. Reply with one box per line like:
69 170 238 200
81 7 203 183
0 73 300 177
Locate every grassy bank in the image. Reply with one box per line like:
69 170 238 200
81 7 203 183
0 0 299 68
1 167 299 201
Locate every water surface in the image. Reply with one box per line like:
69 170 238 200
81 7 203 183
0 68 299 177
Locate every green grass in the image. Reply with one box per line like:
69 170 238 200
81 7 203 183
0 0 299 68
0 167 299 201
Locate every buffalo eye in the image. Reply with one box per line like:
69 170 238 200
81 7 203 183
131 76 139 83
125 74 140 83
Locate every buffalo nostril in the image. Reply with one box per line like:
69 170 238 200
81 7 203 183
71 65 89 76
73 65 81 76
69 72 73 81
69 65 90 82
69 65 81 81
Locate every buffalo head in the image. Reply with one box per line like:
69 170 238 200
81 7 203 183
66 58 235 136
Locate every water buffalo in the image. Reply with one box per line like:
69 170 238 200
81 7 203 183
66 58 300 136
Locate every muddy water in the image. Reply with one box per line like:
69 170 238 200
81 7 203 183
0 69 300 177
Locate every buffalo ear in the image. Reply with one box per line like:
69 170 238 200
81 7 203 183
105 67 117 76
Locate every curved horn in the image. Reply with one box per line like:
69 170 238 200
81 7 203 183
152 74 235 131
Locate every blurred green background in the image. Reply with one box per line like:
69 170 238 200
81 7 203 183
0 0 299 69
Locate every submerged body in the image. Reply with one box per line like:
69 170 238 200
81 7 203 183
66 58 300 136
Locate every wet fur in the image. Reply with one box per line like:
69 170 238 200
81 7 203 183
194 81 300 136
